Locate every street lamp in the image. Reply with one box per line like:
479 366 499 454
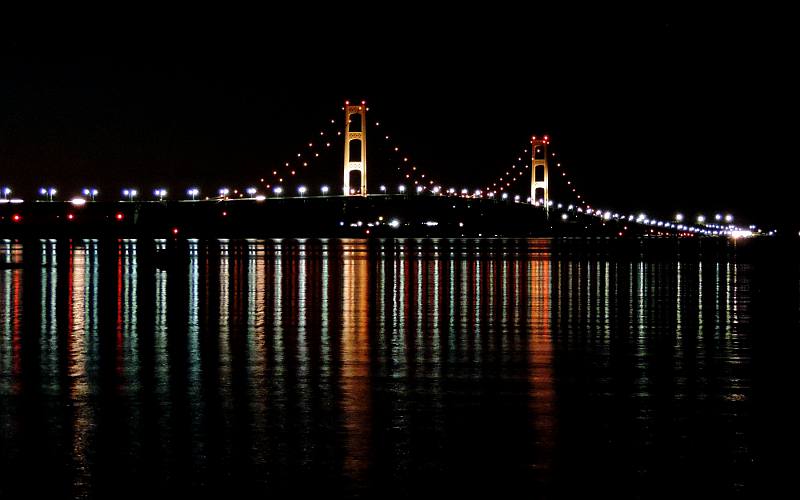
321 185 329 195
379 185 387 193
398 185 406 193
82 188 98 201
187 188 200 200
274 186 283 196
298 186 307 197
122 188 138 201
1 187 10 200
154 188 167 201
218 188 230 198
675 213 684 222
39 187 57 201
246 187 257 197
697 215 706 224
416 186 424 194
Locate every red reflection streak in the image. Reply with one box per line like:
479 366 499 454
116 243 124 380
11 269 22 382
529 242 556 475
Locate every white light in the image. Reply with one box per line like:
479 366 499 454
514 195 520 202
9 198 23 204
417 186 424 193
255 195 266 201
247 187 257 196
389 219 400 228
697 215 706 223
218 188 229 197
274 186 283 195
561 213 568 220
70 198 86 206
298 186 307 195
715 213 722 221
321 185 330 194
398 185 406 193
729 229 752 239
379 185 386 192
725 214 733 223
502 193 508 199
675 213 684 222
424 221 439 226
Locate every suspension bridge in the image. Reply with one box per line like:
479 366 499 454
0 101 759 239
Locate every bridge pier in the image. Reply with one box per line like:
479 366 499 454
343 101 367 196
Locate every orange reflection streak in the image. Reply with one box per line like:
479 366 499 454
528 239 556 477
340 239 371 480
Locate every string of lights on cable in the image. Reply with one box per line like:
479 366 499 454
370 113 443 194
257 114 342 195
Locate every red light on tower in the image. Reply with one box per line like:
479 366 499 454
67 213 74 220
12 214 21 222
172 228 179 235
115 212 124 221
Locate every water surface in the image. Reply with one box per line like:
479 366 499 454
0 237 790 498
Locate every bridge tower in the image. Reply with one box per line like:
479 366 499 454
531 136 549 209
343 100 367 195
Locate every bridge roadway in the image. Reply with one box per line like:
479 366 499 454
0 194 686 239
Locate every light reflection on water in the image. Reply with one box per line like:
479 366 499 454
0 237 775 498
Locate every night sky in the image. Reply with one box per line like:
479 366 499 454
1 8 794 229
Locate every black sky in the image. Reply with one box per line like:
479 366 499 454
1 7 795 228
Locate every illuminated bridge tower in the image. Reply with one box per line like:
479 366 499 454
343 100 367 195
531 136 550 209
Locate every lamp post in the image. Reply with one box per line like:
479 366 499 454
82 188 98 201
40 187 57 201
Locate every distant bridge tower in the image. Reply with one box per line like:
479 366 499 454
531 136 549 209
343 100 367 196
